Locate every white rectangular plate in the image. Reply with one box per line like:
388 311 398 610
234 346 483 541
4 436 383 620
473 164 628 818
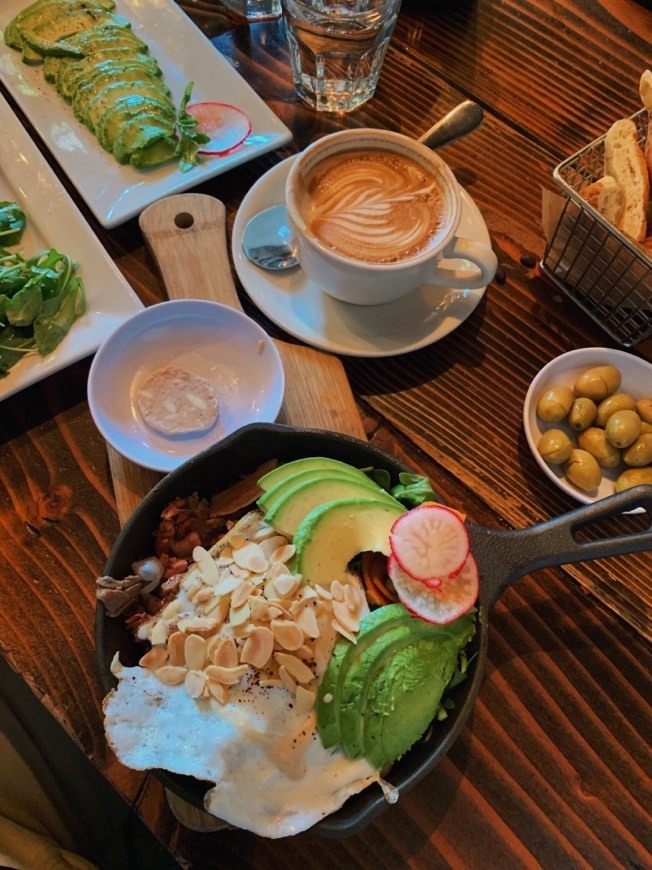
0 0 292 228
0 90 143 401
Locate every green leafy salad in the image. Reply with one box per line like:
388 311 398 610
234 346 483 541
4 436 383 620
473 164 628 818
0 202 86 378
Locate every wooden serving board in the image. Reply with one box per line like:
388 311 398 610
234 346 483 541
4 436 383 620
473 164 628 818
107 192 365 525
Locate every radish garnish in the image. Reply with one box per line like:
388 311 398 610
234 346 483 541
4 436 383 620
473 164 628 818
389 504 469 583
185 102 251 155
388 553 479 624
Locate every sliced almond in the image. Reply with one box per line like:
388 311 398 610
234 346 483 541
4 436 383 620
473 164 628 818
278 664 298 695
249 597 270 621
181 568 202 592
333 599 360 634
344 582 362 612
182 616 220 634
240 626 275 669
229 600 251 627
233 542 268 574
259 678 283 688
168 631 186 667
259 535 288 557
216 548 234 566
295 685 316 716
263 579 278 600
294 643 315 662
275 652 314 684
184 634 207 670
333 618 357 644
185 669 208 699
160 599 181 621
139 646 167 670
274 573 299 598
330 580 346 602
204 596 230 627
229 535 246 550
193 547 219 585
253 524 278 542
315 584 332 600
215 571 245 595
269 543 296 565
231 580 254 609
150 619 168 646
294 605 320 639
213 636 239 668
207 680 230 705
155 665 187 686
194 587 217 604
271 618 304 651
205 664 248 686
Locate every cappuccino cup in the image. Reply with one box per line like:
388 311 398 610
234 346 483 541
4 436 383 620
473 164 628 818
285 129 497 306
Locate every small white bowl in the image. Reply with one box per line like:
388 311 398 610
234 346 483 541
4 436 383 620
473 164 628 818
523 347 652 505
88 299 284 473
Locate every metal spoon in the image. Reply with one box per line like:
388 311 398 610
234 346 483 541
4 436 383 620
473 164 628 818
241 100 484 271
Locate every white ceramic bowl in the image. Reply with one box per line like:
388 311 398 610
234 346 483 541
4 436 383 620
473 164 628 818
88 299 285 473
523 347 652 505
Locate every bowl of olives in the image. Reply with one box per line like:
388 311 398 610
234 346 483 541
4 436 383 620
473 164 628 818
523 347 652 507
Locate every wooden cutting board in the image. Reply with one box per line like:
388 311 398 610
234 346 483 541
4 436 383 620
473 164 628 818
107 192 365 525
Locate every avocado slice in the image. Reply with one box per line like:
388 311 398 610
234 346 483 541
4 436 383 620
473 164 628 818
75 74 171 131
70 57 162 112
5 0 116 49
56 49 153 98
258 468 376 514
46 27 150 83
112 115 176 165
16 6 125 51
316 603 408 748
20 31 85 59
265 478 402 539
96 94 175 152
258 457 371 493
130 136 177 169
361 615 474 769
293 498 405 587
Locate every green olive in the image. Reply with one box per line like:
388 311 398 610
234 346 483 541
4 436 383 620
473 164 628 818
578 427 622 468
604 410 642 448
565 449 602 492
573 365 622 401
595 392 636 427
636 398 652 424
622 433 652 467
537 429 573 464
567 397 597 431
615 467 652 492
536 385 575 422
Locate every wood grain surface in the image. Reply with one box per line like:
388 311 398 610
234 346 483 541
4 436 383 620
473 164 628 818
0 0 650 867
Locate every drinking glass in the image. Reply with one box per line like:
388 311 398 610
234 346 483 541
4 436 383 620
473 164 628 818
281 0 401 113
222 0 282 20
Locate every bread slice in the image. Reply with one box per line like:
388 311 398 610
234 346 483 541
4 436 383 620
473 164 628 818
604 118 649 241
582 175 624 226
639 69 652 178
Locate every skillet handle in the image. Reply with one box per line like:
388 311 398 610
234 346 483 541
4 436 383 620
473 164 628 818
467 485 652 609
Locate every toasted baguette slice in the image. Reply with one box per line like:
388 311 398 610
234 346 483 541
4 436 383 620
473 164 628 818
604 118 649 241
639 69 652 178
582 175 624 226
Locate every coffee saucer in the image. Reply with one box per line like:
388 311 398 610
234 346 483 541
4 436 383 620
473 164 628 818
232 156 492 357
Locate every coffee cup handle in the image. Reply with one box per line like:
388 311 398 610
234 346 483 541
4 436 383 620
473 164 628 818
429 236 497 289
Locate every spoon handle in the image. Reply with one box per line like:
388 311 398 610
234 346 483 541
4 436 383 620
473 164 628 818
418 100 484 151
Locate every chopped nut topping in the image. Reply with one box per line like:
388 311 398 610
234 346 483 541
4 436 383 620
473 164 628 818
213 637 238 668
185 669 208 698
233 542 268 574
333 599 360 634
274 652 314 684
252 524 278 542
168 631 186 667
231 580 254 609
155 665 187 686
269 543 296 564
240 626 275 669
274 573 300 598
214 572 242 596
259 535 288 558
315 584 332 600
207 680 229 705
295 685 316 715
249 597 270 621
150 620 168 646
184 634 207 670
330 581 346 602
139 646 167 670
278 665 298 694
271 618 304 651
205 664 249 685
294 606 320 639
160 599 181 621
229 601 251 627
333 618 357 644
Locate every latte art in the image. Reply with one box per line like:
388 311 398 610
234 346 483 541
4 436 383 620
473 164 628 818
300 149 445 264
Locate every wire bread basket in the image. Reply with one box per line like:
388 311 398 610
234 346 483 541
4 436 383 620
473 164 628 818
541 108 651 347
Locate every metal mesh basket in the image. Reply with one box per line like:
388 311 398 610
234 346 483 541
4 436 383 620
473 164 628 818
541 108 652 347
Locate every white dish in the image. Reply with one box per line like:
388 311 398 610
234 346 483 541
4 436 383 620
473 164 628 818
87 299 285 473
523 347 652 508
0 90 143 402
0 0 292 229
232 156 491 357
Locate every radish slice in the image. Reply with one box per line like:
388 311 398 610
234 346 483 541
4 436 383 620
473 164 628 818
186 102 251 155
389 504 469 583
388 554 479 624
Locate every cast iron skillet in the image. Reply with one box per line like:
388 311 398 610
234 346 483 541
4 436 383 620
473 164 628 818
95 423 652 838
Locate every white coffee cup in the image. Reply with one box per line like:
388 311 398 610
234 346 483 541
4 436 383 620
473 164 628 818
285 128 497 306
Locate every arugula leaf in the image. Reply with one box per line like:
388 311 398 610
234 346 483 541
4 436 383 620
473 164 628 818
175 82 210 173
389 472 439 507
0 202 27 247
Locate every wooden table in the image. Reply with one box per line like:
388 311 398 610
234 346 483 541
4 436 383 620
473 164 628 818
1 1 650 867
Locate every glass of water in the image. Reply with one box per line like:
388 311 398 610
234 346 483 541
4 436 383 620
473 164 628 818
281 0 401 113
222 0 282 20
